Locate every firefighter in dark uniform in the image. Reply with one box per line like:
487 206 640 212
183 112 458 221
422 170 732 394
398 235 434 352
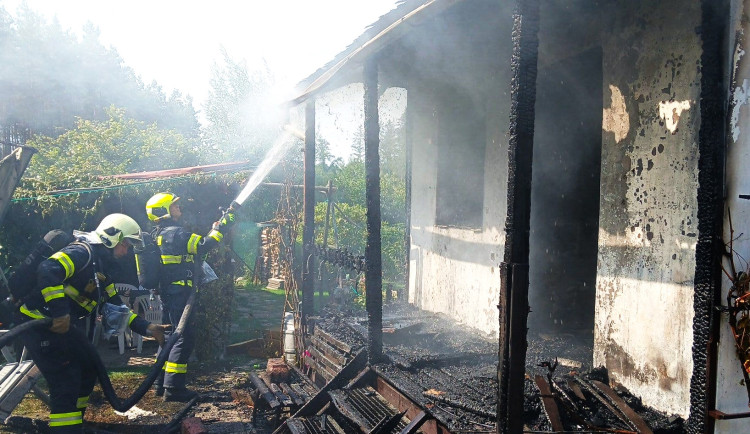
145 192 234 402
15 213 169 434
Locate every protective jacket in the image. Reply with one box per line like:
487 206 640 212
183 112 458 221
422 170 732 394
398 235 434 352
19 239 149 336
153 220 223 288
154 218 227 392
16 237 149 433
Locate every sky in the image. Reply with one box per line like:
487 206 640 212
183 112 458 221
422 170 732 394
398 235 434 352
1 0 400 114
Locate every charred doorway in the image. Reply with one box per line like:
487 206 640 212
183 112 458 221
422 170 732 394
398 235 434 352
528 47 602 363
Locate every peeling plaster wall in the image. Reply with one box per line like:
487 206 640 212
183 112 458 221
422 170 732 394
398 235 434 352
409 103 508 338
406 2 512 338
408 82 508 337
715 1 750 432
595 0 701 418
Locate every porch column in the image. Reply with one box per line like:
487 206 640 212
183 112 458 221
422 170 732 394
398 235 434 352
498 0 539 433
302 99 316 329
689 1 729 433
364 58 383 364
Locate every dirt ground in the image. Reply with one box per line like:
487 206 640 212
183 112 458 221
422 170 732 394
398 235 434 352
0 288 289 434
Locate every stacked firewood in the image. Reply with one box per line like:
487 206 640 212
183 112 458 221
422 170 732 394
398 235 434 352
260 226 284 281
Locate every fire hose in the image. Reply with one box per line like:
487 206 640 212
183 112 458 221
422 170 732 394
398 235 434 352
0 290 196 412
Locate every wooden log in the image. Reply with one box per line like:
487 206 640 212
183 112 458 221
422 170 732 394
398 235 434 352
249 371 280 409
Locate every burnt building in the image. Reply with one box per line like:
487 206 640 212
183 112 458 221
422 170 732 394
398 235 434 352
286 0 750 432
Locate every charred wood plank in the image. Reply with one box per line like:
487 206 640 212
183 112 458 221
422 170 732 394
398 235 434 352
329 389 373 430
290 363 317 390
398 410 429 434
534 375 565 432
421 391 496 419
566 377 586 401
280 383 305 406
249 371 280 409
573 376 632 430
270 383 294 406
289 383 311 403
305 355 335 383
308 345 344 373
369 410 406 434
286 418 307 434
590 380 654 434
315 323 353 354
346 367 374 390
288 349 367 418
311 334 349 365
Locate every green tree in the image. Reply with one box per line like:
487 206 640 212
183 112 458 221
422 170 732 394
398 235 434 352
313 114 408 285
25 106 199 184
203 49 283 164
0 4 200 146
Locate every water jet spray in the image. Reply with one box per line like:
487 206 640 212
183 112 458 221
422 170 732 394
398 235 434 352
229 126 302 210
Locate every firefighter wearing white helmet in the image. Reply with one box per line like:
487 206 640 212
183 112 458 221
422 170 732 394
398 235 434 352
142 192 235 402
94 212 143 249
14 213 169 434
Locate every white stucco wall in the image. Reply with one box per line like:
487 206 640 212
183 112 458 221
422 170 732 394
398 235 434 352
715 1 750 432
595 0 701 418
408 82 508 338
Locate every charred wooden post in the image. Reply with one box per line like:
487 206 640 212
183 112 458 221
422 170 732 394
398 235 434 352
364 58 383 364
302 100 316 328
690 1 729 433
498 0 539 433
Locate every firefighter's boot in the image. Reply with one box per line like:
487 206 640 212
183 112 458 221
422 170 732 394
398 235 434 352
163 387 198 402
154 372 165 397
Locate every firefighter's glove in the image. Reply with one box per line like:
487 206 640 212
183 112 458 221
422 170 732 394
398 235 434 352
50 314 70 334
219 212 235 230
146 323 171 346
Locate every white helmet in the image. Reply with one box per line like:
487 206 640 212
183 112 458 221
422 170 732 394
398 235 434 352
94 213 142 248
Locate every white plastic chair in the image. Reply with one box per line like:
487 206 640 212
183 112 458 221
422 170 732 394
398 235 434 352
92 283 138 354
132 294 163 354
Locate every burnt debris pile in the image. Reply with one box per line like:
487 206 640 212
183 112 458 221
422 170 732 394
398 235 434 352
523 367 684 433
273 303 683 433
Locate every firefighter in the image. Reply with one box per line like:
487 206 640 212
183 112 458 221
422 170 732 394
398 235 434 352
15 213 169 434
145 192 234 402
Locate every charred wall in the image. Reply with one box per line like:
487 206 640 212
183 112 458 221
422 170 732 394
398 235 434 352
404 0 513 336
595 0 702 418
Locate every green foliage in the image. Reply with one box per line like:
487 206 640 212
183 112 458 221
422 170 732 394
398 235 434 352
24 106 199 183
312 116 408 283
